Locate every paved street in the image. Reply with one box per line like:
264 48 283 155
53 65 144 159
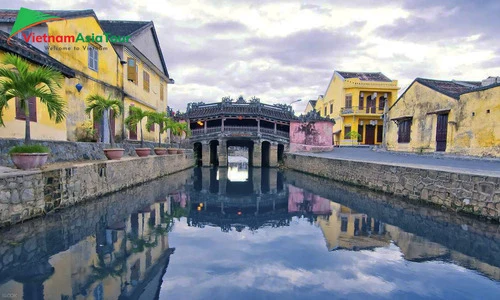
301 148 500 177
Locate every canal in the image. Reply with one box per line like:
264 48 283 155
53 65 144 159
0 162 499 299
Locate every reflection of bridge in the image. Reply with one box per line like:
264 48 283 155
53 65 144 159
185 98 296 167
186 167 332 231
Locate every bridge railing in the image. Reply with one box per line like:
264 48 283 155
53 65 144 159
191 126 289 139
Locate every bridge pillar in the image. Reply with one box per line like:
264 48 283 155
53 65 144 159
202 142 211 167
218 139 228 167
252 168 262 194
270 143 278 167
201 167 210 191
252 141 262 167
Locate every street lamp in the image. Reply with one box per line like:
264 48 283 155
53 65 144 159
289 99 302 105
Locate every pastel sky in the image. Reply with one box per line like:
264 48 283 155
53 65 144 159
5 0 500 111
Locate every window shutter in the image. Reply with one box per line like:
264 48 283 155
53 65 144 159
28 97 37 122
127 58 137 82
143 71 150 92
345 95 352 108
15 97 24 120
160 83 164 100
344 126 351 139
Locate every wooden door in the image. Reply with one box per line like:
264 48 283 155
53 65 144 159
365 125 375 144
436 114 448 151
366 96 376 113
129 124 137 140
110 110 116 138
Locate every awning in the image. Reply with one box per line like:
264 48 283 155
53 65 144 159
427 108 451 115
390 115 413 121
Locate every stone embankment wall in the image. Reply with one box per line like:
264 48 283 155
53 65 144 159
284 154 500 220
0 139 184 167
0 153 193 227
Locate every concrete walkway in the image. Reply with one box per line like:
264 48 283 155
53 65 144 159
299 148 500 177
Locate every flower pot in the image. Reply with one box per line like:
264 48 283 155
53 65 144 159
104 148 125 160
176 149 184 154
11 153 48 170
154 148 168 155
135 148 151 157
167 148 177 154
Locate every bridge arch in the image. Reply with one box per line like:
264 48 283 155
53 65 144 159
193 142 202 166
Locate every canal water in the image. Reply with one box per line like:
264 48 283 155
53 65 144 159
1 163 499 299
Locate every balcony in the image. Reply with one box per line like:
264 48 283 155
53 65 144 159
340 106 384 115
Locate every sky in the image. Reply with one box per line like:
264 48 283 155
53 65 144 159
4 0 500 112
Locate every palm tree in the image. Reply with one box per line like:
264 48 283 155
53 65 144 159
0 53 66 144
85 94 124 148
169 121 191 148
146 111 169 148
125 106 149 148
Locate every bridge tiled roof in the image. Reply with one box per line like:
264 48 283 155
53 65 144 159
185 101 298 122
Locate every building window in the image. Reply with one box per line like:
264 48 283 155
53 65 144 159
127 58 138 83
345 94 352 108
88 46 98 71
330 104 333 114
160 83 164 100
377 125 383 143
379 97 386 110
344 126 351 139
359 93 364 109
16 97 37 122
341 217 348 232
143 71 150 92
324 107 327 116
398 119 411 143
149 123 155 132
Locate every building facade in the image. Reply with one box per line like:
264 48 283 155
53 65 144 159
316 71 399 146
0 9 173 144
387 77 500 157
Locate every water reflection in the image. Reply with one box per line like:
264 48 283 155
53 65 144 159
0 165 499 299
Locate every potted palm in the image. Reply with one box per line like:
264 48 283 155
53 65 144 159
166 119 179 154
169 121 191 154
146 111 169 155
0 54 66 169
125 106 151 157
85 94 124 160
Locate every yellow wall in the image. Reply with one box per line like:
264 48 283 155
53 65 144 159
386 81 499 157
449 86 500 157
317 73 399 145
124 97 165 143
0 51 67 141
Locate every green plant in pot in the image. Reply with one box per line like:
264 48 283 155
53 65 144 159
175 121 191 153
0 54 66 169
125 106 151 157
345 130 362 146
146 111 170 155
85 94 124 160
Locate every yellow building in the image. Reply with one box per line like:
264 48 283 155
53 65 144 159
100 20 174 143
303 96 321 114
0 30 75 141
316 71 399 145
0 9 173 144
386 77 500 157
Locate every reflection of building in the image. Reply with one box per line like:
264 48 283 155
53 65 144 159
317 203 389 251
0 200 175 299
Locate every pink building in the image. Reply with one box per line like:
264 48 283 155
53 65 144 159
289 111 335 152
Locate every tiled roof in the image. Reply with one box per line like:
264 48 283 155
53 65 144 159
0 9 96 22
415 78 478 99
307 100 317 108
337 71 392 82
0 30 75 77
99 20 151 37
185 102 297 121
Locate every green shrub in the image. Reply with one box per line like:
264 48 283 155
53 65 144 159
9 144 50 154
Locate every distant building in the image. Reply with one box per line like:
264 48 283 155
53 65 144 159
316 71 400 145
303 97 320 114
386 77 500 157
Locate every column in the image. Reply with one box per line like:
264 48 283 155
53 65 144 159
252 140 262 167
269 168 278 193
257 119 260 133
252 167 262 194
221 118 225 132
201 167 210 192
269 143 278 167
202 141 211 167
204 121 207 134
218 139 228 167
274 122 277 134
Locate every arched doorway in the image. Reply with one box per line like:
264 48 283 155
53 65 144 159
209 140 219 166
193 142 202 166
261 141 270 167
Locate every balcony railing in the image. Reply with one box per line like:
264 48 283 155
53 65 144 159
191 125 289 138
340 106 383 115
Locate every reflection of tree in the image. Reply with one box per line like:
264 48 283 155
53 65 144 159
127 233 158 254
